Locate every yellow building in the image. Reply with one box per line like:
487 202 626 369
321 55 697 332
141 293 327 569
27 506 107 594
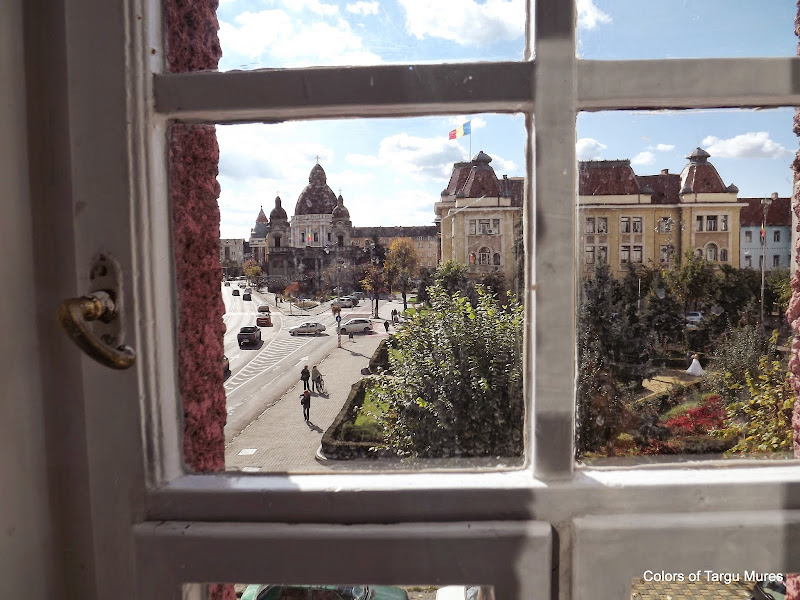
579 148 746 276
435 151 524 287
350 226 439 270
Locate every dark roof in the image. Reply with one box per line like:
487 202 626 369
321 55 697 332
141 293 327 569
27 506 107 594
256 206 268 223
294 163 338 216
269 196 288 221
352 225 438 238
739 197 792 227
636 172 682 204
679 148 729 193
579 160 644 195
331 194 350 219
506 176 524 207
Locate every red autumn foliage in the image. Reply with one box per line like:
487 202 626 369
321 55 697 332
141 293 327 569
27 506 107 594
661 395 725 436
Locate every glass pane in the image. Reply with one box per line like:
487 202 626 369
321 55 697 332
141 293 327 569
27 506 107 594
576 109 795 465
577 1 797 59
191 584 496 600
214 0 527 71
171 114 528 473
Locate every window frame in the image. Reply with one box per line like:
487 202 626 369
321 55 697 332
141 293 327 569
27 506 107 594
54 0 800 597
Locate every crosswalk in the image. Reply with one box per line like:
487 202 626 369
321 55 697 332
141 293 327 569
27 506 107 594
224 335 311 394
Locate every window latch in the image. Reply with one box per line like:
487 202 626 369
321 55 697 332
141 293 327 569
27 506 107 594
57 253 136 370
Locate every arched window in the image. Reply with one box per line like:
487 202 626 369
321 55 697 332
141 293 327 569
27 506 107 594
493 252 501 265
706 243 718 261
479 247 491 265
274 235 281 248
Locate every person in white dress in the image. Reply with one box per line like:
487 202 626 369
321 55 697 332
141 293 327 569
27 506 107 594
686 353 704 376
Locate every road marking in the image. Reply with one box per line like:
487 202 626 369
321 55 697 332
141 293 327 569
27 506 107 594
294 356 309 367
238 448 257 455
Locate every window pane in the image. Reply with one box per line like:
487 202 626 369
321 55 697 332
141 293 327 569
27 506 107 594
184 114 527 472
212 0 526 72
577 1 796 60
576 109 794 464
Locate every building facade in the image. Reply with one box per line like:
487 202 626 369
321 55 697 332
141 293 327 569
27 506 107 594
739 194 791 271
580 148 747 276
219 238 245 276
434 151 524 287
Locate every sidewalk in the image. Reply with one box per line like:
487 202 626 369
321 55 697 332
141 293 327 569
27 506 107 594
225 298 404 473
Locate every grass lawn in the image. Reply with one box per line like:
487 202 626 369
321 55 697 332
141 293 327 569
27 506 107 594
354 390 387 427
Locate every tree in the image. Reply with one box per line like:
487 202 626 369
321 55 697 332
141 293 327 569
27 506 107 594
242 258 262 283
666 251 716 313
765 267 791 317
639 272 684 349
433 260 472 297
360 265 385 318
366 284 523 458
384 237 419 312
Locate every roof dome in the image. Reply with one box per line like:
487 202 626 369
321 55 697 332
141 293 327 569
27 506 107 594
269 196 288 221
332 194 350 219
294 163 337 216
472 150 492 164
686 147 711 164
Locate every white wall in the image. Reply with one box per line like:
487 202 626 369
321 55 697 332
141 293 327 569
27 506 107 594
0 0 60 597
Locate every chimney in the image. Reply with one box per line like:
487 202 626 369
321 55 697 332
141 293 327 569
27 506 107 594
661 169 669 175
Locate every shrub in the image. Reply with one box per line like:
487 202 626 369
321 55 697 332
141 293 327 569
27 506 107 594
660 394 724 436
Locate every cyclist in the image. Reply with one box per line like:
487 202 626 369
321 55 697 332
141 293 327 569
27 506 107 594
311 365 324 393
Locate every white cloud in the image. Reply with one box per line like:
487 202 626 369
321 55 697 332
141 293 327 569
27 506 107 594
347 188 437 227
446 116 487 130
279 0 339 16
577 0 611 30
488 154 517 173
655 143 675 152
398 0 524 47
576 138 606 160
378 133 468 179
218 9 381 68
701 132 791 159
346 1 379 16
631 151 656 166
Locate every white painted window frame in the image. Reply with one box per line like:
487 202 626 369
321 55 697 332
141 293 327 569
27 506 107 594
52 0 800 598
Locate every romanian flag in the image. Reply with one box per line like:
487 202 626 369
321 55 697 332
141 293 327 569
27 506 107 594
448 120 471 139
761 221 765 245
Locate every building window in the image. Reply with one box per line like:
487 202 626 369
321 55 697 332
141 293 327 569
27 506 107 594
745 254 752 268
492 219 500 233
585 217 595 234
314 232 319 243
721 215 728 231
720 248 728 262
300 231 305 245
620 217 630 233
597 246 608 264
696 216 703 232
632 217 642 233
706 243 718 261
493 252 501 265
745 231 752 243
478 247 491 265
337 235 344 247
706 216 718 231
773 254 780 268
469 219 476 235
274 236 281 248
479 219 491 234
658 217 673 233
597 217 608 233
468 252 476 264
620 245 630 263
327 233 331 242
585 246 595 264
774 230 781 242
632 246 643 263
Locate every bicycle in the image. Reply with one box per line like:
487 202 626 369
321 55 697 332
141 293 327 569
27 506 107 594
313 375 325 394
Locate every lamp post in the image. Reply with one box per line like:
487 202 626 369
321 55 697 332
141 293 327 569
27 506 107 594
760 193 776 333
363 240 379 317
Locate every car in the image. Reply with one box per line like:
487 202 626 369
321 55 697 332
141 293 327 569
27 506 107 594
222 354 230 375
352 291 366 301
257 304 271 313
237 326 261 347
288 321 326 336
256 315 272 327
239 282 246 288
242 292 252 301
241 584 409 600
333 296 354 308
339 318 373 334
232 289 240 296
685 311 704 324
223 281 230 286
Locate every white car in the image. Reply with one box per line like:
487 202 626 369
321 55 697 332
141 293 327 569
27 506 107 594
288 322 326 336
335 296 354 308
339 318 373 334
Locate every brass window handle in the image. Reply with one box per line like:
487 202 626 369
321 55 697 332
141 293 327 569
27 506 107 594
57 290 136 370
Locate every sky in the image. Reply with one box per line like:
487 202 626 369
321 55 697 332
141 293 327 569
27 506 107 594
215 0 798 239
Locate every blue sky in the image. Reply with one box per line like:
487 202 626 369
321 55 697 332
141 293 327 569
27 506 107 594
215 1 798 239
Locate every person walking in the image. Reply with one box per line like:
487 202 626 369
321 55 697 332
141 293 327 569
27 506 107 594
300 389 311 421
300 365 310 391
384 320 390 333
311 365 322 393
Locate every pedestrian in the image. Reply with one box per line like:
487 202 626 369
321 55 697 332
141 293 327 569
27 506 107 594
300 365 310 391
384 320 390 333
300 389 311 421
311 365 322 393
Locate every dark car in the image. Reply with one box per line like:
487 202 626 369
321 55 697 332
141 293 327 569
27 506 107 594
242 292 252 301
232 288 240 296
256 315 272 327
224 281 230 286
258 304 271 313
237 326 261 347
241 584 409 600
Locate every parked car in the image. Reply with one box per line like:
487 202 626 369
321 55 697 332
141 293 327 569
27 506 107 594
352 291 366 301
258 304 271 313
334 296 354 308
232 289 240 296
339 318 373 334
239 282 246 288
223 281 230 286
256 314 272 327
222 354 230 375
242 292 252 301
288 321 326 336
685 311 704 324
237 326 261 347
241 584 409 600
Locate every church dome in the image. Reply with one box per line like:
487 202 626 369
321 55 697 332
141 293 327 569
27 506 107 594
331 194 350 219
294 163 338 216
270 196 288 221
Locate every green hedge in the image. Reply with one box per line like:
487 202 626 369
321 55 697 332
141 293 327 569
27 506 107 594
320 378 392 459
